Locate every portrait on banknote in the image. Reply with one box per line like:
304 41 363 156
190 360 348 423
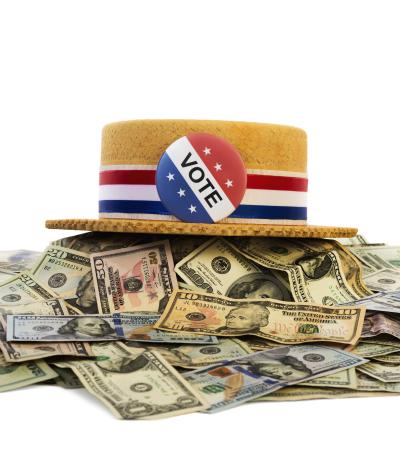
65 271 98 314
95 352 150 373
295 252 333 279
215 303 270 334
56 317 116 339
227 272 292 301
229 347 313 382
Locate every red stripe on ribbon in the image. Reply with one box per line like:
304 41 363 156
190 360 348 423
100 170 156 185
100 169 308 192
247 175 308 192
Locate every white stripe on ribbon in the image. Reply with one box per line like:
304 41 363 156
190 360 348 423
99 184 307 208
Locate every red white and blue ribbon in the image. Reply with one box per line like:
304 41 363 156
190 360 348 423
99 165 308 224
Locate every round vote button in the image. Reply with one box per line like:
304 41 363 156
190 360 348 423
156 133 247 223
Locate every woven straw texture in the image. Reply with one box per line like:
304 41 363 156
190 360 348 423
101 119 307 171
46 219 357 238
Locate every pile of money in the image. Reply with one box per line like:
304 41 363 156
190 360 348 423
1 232 400 419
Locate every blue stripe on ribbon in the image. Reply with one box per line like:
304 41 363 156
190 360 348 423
99 200 307 221
230 204 307 220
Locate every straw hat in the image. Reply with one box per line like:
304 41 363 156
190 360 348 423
46 119 357 238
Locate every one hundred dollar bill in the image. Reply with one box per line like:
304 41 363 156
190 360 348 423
0 318 93 362
184 344 367 412
52 232 144 254
299 367 357 389
231 237 371 305
122 338 252 368
154 290 366 345
175 237 293 300
363 269 400 292
0 272 58 306
91 240 178 314
0 354 57 392
6 313 219 344
56 343 208 419
357 360 400 382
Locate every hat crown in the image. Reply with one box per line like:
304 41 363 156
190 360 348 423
101 119 307 173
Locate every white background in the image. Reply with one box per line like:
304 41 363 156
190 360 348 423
0 1 398 474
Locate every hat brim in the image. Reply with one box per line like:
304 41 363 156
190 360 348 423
45 219 357 238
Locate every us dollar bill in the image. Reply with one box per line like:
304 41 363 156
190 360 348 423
337 235 370 247
372 353 400 363
255 385 392 402
169 236 210 265
348 245 400 271
91 240 178 314
154 290 365 345
0 318 93 362
52 232 144 254
184 344 367 412
0 354 57 392
237 336 282 352
357 361 400 382
0 297 71 319
299 367 357 389
362 312 400 339
348 291 400 314
175 237 292 301
6 313 219 344
0 272 58 306
355 370 400 392
50 365 84 389
122 338 252 369
0 250 42 274
350 342 400 358
120 314 218 344
363 269 400 292
56 343 208 419
231 237 372 305
31 246 92 300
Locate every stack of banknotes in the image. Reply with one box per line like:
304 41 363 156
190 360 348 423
1 232 400 419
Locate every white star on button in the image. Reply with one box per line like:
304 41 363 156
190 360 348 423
166 172 175 181
203 147 211 156
177 188 186 197
225 179 233 188
214 163 222 172
188 204 197 213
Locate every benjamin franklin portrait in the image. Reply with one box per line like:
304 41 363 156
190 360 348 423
57 317 116 338
233 348 312 382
